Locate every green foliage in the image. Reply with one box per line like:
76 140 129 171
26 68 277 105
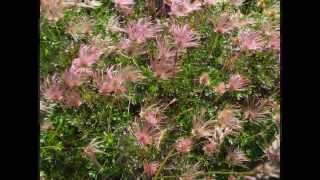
40 0 280 179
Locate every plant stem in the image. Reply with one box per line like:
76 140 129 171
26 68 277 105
153 147 176 179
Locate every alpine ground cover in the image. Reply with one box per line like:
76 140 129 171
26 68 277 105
40 0 280 179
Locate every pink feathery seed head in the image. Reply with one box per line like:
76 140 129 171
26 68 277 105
132 123 155 146
169 23 200 50
83 138 104 160
244 97 270 121
150 39 180 80
63 89 82 107
216 82 227 95
227 148 250 165
203 139 219 156
227 74 250 91
143 161 159 177
118 38 133 52
274 112 280 127
42 74 64 102
169 0 202 17
228 175 237 180
204 0 217 6
63 69 84 89
211 126 234 144
214 13 236 34
40 121 54 131
117 38 147 56
83 145 97 159
140 104 166 127
191 114 215 138
126 18 162 44
199 72 210 86
233 16 255 29
119 65 144 83
93 67 127 96
218 108 241 130
40 0 64 22
106 16 126 33
268 32 280 51
76 44 103 67
230 0 245 7
176 137 193 154
156 37 177 61
239 30 264 51
112 0 135 15
142 111 158 126
265 135 280 162
150 58 181 80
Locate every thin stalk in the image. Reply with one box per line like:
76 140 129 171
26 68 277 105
153 147 177 179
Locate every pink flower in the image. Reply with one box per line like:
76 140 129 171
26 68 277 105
211 126 234 144
40 121 54 131
267 32 280 51
125 18 162 44
239 30 264 51
191 114 215 138
228 175 237 180
199 72 210 86
169 0 202 17
217 108 241 130
112 0 135 15
176 137 193 153
169 23 199 50
265 135 280 162
83 138 104 167
204 0 217 6
70 45 103 76
117 38 147 56
63 69 84 89
119 65 144 83
83 138 104 159
93 66 127 96
131 122 155 146
227 74 250 91
106 16 125 33
150 38 179 80
136 131 153 146
117 38 135 54
216 82 227 95
243 97 270 122
40 0 64 22
143 162 159 177
145 112 160 126
155 37 177 61
227 148 249 165
140 105 166 127
150 58 180 80
214 13 236 34
93 66 142 96
63 89 82 107
42 74 64 102
73 45 103 67
230 0 245 7
203 139 218 156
